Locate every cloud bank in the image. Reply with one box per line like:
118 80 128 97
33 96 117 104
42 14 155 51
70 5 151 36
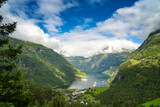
96 0 160 39
1 2 62 52
1 0 160 57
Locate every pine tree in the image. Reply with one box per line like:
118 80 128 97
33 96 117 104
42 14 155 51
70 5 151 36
0 0 33 106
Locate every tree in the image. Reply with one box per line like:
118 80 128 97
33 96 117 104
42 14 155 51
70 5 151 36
0 0 33 106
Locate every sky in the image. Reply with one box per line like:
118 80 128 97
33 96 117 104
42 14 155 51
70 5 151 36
1 0 160 57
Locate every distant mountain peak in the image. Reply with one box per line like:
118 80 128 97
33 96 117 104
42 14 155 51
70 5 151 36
60 50 72 57
148 28 160 37
97 46 115 54
96 46 133 55
96 46 135 55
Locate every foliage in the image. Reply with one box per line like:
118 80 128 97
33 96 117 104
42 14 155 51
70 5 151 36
141 98 160 107
97 29 160 106
0 0 33 106
29 83 62 106
41 99 104 107
84 87 109 101
102 66 119 83
0 35 87 88
25 83 105 107
0 102 15 107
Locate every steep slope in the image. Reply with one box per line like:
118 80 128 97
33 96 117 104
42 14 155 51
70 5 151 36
98 29 160 106
90 52 130 73
66 56 87 71
0 35 86 88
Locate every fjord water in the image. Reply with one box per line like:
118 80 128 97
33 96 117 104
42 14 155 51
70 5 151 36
69 73 109 89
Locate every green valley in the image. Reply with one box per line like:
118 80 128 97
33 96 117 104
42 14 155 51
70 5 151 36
67 51 130 83
1 0 160 106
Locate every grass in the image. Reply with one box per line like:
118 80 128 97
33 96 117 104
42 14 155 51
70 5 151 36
61 89 76 93
84 94 95 100
84 86 109 101
89 87 109 95
141 98 160 107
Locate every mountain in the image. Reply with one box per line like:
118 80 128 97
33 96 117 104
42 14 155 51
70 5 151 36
0 35 87 88
96 47 115 54
66 56 87 71
60 50 72 57
96 46 134 55
67 51 130 82
97 29 160 106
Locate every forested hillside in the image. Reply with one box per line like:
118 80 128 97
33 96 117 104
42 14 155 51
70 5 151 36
97 29 160 106
0 35 87 88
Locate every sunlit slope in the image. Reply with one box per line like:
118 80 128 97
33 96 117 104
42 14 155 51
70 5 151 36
141 98 160 107
97 29 160 106
0 35 87 88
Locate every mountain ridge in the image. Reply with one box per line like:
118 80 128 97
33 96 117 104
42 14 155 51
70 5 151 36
98 28 160 106
67 51 130 83
0 34 87 88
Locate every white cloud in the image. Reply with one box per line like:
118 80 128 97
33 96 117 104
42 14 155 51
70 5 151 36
57 28 139 57
1 2 62 52
61 38 139 57
96 0 160 39
87 0 108 4
5 0 78 33
104 39 140 52
56 0 160 57
38 0 78 33
13 18 62 51
84 18 93 23
1 0 160 57
0 0 79 54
